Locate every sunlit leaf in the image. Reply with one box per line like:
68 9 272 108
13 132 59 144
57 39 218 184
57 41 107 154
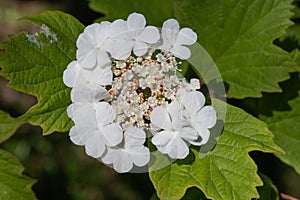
0 110 22 143
149 99 281 200
0 11 84 134
175 0 295 98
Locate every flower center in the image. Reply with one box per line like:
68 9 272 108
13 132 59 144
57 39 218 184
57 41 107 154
104 50 186 130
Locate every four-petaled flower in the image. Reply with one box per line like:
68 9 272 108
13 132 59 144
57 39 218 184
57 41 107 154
108 12 160 59
68 102 123 158
160 19 197 60
151 102 199 159
179 91 217 145
76 22 111 69
102 127 150 173
63 61 111 102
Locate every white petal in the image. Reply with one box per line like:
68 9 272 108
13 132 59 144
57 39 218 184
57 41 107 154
181 91 205 115
180 127 198 142
76 24 110 69
128 146 150 166
97 66 113 86
76 47 97 69
101 147 118 164
108 40 133 60
77 66 110 87
67 104 74 119
83 23 109 45
85 134 106 158
197 106 217 129
102 124 123 146
95 102 116 126
152 131 173 153
108 19 128 37
96 50 111 68
94 86 110 100
63 61 80 87
77 22 111 69
165 102 182 129
69 126 84 145
168 136 189 159
196 127 210 145
176 28 197 46
124 127 146 148
71 87 90 102
72 103 96 128
162 19 179 33
71 104 99 144
127 12 146 30
113 150 133 173
133 42 148 56
150 106 172 130
136 26 160 44
71 85 108 102
171 45 191 60
161 19 179 49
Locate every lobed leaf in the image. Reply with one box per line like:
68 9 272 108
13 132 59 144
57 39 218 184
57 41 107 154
0 149 36 200
174 0 295 98
0 110 36 199
257 173 279 200
0 110 22 143
149 99 281 200
0 11 84 134
263 89 300 175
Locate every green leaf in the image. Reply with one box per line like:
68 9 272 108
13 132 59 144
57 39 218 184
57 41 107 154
88 0 174 26
291 49 300 71
257 70 300 175
279 24 300 45
0 149 36 200
149 99 281 200
257 72 300 116
175 0 295 98
257 173 279 200
263 90 300 174
0 11 84 134
0 110 22 143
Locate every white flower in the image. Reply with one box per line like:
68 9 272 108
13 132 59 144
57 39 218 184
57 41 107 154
63 12 216 172
101 127 150 173
76 22 111 69
63 61 111 102
150 102 198 159
68 102 123 158
160 19 197 60
179 91 217 145
108 12 160 60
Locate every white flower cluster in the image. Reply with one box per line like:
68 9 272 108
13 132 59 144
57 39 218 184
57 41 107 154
63 12 217 173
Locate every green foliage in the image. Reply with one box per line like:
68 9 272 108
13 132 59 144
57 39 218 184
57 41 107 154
0 110 36 200
89 0 174 26
0 110 22 143
0 149 36 200
149 99 281 200
174 0 295 98
257 173 279 200
90 0 296 99
263 89 300 174
0 11 84 134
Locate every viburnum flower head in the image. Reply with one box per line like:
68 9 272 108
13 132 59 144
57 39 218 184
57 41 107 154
63 12 217 173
